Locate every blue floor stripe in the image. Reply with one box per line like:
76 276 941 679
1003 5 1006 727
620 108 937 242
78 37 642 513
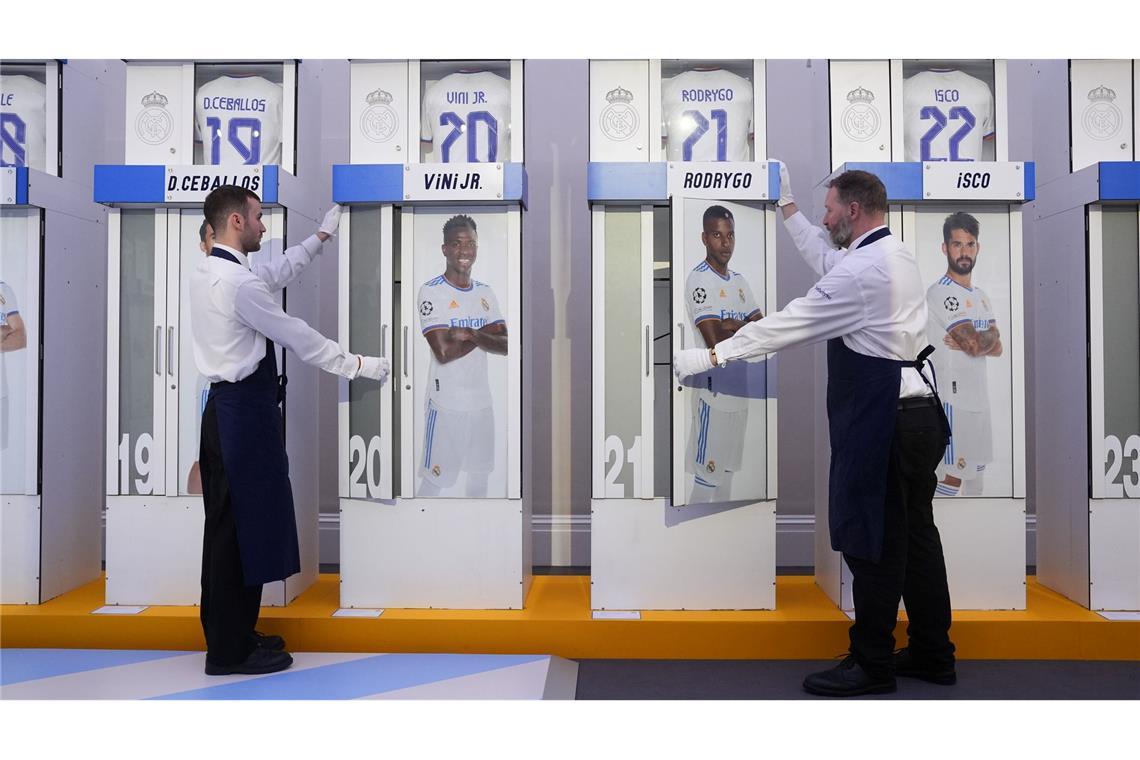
152 653 548 700
0 649 195 686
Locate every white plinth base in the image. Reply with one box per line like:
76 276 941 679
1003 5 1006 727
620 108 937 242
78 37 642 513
1090 498 1140 611
339 497 526 609
590 498 776 610
2 495 41 603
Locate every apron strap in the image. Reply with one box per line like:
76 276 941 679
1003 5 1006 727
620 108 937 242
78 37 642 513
913 344 952 442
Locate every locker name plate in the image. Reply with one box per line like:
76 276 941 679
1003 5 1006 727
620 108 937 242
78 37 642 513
922 162 1027 201
403 162 504 202
667 161 770 201
165 166 264 203
1 167 16 204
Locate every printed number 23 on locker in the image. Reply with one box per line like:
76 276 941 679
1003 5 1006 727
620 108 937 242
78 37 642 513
404 163 505 202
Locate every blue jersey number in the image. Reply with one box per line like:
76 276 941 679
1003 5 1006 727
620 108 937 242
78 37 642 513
1 113 28 167
919 106 976 162
439 110 499 163
206 116 263 165
681 109 728 161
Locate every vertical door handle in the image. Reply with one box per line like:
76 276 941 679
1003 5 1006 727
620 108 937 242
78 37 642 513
381 324 389 358
645 325 651 377
677 322 685 350
403 326 409 377
154 327 163 375
167 326 175 376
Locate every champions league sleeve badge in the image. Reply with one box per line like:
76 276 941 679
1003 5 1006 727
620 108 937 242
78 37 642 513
419 300 434 316
1082 85 1123 142
599 86 639 143
361 88 399 144
136 91 174 146
840 86 881 144
944 296 960 312
692 287 707 304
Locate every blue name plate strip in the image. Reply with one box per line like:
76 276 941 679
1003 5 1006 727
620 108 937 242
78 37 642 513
1098 162 1140 200
332 163 528 207
834 162 1035 202
588 162 781 203
93 165 280 206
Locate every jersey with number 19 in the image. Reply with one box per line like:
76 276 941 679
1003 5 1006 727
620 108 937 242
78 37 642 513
421 71 511 163
195 75 283 166
662 69 754 162
903 69 994 162
0 75 47 170
418 275 505 411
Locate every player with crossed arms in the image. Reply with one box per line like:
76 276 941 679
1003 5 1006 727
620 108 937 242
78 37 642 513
417 214 508 497
926 211 1001 496
684 205 764 503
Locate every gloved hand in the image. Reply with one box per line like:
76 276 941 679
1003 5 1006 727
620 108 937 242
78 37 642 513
673 348 715 381
772 159 794 207
319 204 343 237
357 356 390 384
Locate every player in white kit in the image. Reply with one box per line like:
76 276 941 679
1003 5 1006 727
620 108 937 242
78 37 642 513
417 214 508 497
662 68 753 162
684 205 763 503
902 69 994 162
1 74 47 170
195 75 283 166
926 212 1001 496
421 71 511 163
1 280 27 461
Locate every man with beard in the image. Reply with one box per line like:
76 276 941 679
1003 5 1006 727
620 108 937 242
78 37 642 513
674 167 956 696
926 212 1000 496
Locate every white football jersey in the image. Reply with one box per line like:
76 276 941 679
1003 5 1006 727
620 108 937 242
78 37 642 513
662 69 754 162
418 274 505 411
0 280 19 400
903 70 994 162
195 76 283 166
421 72 511 163
686 261 761 411
0 75 47 171
926 276 997 411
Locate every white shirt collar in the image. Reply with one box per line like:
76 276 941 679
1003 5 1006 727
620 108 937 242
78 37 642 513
213 243 250 269
847 224 889 251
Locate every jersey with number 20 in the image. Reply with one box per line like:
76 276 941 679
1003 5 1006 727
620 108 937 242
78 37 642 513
903 70 994 162
0 75 47 170
662 69 754 162
195 75 283 166
421 72 511 163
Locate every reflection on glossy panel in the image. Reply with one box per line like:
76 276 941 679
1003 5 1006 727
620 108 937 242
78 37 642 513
602 209 643 498
118 210 157 496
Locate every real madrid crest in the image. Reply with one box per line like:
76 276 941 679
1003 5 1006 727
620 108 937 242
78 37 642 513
361 88 399 144
600 86 639 143
706 460 716 473
957 457 966 470
1082 85 1122 142
841 86 880 143
432 464 442 477
481 297 490 311
135 91 173 146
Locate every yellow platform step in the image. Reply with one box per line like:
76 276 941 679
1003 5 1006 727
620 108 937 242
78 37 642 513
2 575 1136 660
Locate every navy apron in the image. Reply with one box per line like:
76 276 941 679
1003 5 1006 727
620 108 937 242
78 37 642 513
825 228 949 563
207 248 300 586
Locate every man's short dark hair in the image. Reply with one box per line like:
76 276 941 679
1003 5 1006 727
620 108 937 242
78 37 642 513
199 219 209 244
827 170 888 215
442 214 477 241
942 211 980 244
702 204 734 229
203 185 260 235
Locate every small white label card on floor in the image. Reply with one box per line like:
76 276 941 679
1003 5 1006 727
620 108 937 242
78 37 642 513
592 610 641 620
92 605 148 615
333 608 384 618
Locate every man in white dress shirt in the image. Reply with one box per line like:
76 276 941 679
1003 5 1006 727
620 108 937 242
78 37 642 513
192 186 389 675
674 167 956 697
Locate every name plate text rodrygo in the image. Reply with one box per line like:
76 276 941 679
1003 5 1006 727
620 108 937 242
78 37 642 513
403 162 505 202
922 162 1028 201
667 161 771 201
165 166 264 202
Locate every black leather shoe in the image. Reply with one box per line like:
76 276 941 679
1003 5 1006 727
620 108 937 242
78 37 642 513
894 648 957 685
803 655 897 697
205 648 293 676
253 630 286 651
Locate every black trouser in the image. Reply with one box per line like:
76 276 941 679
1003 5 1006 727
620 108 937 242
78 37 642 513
842 402 955 678
199 398 263 666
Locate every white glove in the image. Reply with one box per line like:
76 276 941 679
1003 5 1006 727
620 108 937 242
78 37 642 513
319 204 343 237
357 356 390 384
773 159 794 207
673 348 715 381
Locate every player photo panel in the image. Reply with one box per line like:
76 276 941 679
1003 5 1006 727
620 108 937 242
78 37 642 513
913 207 1013 498
0 209 36 494
678 198 769 504
412 207 510 498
